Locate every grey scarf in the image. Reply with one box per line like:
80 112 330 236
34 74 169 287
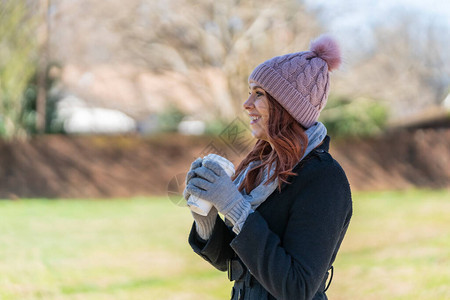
233 122 327 211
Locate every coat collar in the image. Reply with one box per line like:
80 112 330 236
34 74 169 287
279 135 331 191
316 135 330 152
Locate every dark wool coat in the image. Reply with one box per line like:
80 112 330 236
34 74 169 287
188 136 353 300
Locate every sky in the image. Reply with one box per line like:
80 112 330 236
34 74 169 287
304 0 450 28
303 0 450 64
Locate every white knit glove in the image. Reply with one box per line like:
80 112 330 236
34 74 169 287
183 158 218 240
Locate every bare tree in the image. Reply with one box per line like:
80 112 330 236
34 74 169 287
334 11 450 118
115 0 321 119
49 0 321 121
0 0 40 139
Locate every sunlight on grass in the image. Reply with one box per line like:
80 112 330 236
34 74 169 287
0 189 449 299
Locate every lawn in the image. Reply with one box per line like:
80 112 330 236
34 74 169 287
0 189 449 299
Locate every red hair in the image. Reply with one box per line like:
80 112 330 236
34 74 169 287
231 93 308 193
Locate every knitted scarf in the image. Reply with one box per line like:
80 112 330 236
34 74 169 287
233 122 327 211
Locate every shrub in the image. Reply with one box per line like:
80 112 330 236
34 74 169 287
320 96 389 138
20 65 65 135
157 104 186 132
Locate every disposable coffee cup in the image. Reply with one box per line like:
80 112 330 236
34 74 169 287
187 154 235 216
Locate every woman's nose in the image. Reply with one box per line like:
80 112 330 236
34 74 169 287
243 96 254 110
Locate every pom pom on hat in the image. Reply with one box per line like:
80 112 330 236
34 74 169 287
309 34 341 71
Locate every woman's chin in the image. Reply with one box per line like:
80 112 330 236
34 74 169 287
251 130 261 139
251 131 267 141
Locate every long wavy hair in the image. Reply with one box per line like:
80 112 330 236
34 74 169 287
231 93 309 193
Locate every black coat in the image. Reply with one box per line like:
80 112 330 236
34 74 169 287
189 136 353 300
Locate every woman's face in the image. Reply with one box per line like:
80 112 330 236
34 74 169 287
243 81 270 141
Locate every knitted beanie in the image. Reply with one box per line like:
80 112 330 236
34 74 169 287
248 34 341 128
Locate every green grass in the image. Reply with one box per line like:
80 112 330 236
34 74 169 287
328 189 450 300
0 190 449 299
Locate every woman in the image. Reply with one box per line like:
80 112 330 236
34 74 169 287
183 34 352 300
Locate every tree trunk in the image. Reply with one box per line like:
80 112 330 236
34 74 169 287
36 0 50 133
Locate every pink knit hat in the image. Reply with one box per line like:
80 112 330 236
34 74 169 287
248 34 341 128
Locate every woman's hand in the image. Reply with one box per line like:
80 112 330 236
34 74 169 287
183 157 203 202
183 157 218 241
186 160 251 229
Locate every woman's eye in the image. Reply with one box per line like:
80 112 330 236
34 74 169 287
248 91 264 97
